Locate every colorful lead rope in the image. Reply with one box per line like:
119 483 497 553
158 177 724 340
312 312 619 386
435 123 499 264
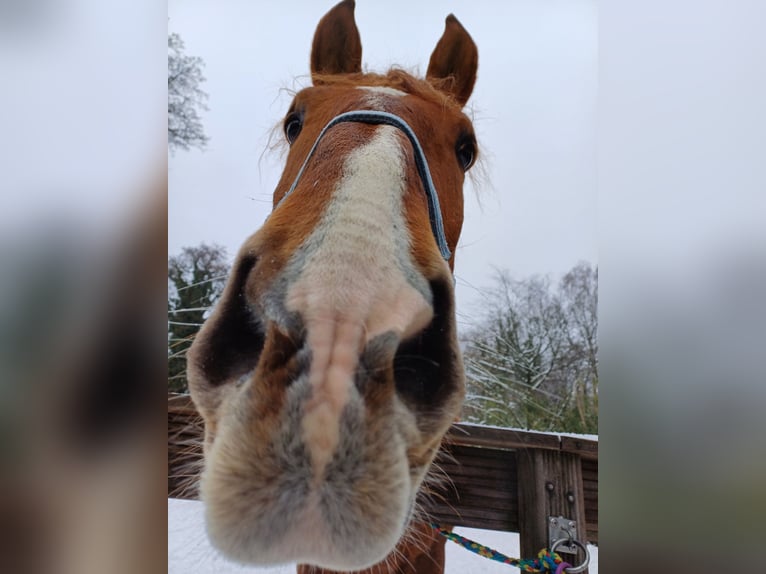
430 523 573 573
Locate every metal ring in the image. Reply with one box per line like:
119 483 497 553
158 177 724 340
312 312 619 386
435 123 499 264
550 538 591 573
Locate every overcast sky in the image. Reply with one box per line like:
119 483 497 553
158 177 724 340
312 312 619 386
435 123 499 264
168 0 597 322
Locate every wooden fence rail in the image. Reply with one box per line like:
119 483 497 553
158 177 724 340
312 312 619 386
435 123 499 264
168 393 598 571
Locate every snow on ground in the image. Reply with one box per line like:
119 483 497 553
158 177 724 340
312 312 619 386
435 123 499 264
169 499 598 573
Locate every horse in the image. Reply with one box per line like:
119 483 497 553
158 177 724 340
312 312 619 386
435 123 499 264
187 0 479 571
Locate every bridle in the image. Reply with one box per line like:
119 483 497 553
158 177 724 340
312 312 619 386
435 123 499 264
274 110 452 261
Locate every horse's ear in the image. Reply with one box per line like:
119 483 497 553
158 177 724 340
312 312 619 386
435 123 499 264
310 0 362 83
426 14 478 107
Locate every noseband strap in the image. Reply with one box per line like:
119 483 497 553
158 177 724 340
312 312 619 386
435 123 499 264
275 110 452 261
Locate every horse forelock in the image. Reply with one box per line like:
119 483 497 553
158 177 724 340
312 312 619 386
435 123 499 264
309 69 464 111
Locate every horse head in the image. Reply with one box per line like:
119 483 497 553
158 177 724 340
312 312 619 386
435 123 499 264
187 1 478 569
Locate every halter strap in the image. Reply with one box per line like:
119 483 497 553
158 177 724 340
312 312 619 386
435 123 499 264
274 110 452 260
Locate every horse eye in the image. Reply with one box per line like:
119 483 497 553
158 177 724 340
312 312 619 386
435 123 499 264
456 137 476 171
284 112 303 144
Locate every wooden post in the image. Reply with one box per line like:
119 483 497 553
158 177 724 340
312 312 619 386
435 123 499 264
517 448 589 574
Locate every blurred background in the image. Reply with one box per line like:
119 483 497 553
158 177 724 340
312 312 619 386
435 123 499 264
0 0 165 573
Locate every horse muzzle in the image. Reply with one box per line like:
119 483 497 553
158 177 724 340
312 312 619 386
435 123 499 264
186 122 464 571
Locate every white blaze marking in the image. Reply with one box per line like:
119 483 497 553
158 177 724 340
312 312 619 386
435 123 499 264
285 125 433 477
358 86 407 110
357 86 406 97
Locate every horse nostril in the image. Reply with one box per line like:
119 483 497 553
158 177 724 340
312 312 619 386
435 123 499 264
187 254 264 389
393 278 458 408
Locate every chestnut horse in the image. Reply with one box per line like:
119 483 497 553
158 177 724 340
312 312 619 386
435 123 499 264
187 0 478 571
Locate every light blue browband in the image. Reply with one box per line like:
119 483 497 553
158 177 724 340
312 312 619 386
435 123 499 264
275 110 452 261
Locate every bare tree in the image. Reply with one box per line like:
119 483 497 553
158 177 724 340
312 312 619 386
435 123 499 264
558 263 599 430
168 32 209 152
462 262 598 433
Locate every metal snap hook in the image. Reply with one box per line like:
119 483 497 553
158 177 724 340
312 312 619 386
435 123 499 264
550 537 590 573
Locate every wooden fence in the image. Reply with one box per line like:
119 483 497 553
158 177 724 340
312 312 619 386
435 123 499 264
168 393 598 572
